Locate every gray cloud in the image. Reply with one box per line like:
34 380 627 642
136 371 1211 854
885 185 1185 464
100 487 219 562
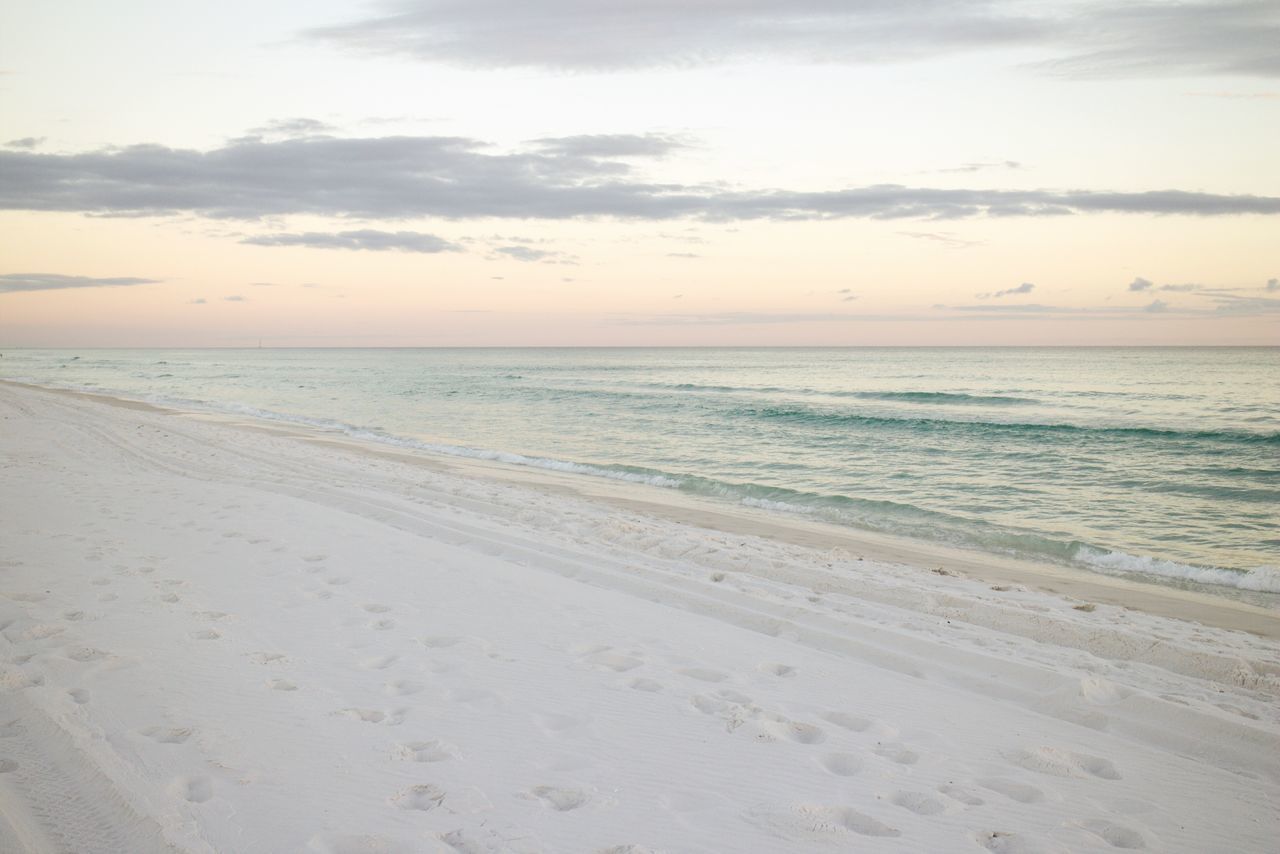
1128 276 1154 291
4 137 44 150
980 282 1036 299
224 295 246 302
1267 278 1279 291
241 229 461 253
190 298 207 304
495 245 554 262
1209 293 1280 314
306 1 1280 78
4 135 1280 224
945 296 1280 317
246 117 336 138
527 133 688 159
0 272 160 294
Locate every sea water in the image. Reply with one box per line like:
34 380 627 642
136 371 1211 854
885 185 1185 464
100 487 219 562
4 347 1277 605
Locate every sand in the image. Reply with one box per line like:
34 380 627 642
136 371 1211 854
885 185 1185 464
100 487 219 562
1 380 1278 853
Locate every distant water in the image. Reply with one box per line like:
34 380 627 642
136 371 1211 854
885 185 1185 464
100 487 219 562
5 347 1277 605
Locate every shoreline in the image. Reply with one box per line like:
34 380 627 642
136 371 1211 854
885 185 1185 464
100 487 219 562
2 378 1278 852
7 378 1276 639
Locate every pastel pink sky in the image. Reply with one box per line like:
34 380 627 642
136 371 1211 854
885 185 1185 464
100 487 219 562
2 1 1277 346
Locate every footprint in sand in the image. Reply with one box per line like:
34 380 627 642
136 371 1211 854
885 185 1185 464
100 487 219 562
751 805 900 839
337 708 408 725
396 740 456 763
179 776 213 803
140 726 194 744
1080 820 1146 849
370 618 396 631
759 716 826 744
628 678 663 692
938 783 984 806
250 652 287 665
63 610 86 621
159 593 181 604
0 759 17 773
360 654 399 670
189 629 220 640
528 786 588 811
891 790 945 816
758 662 797 678
419 636 464 649
392 784 446 811
582 650 644 672
68 688 90 705
819 753 863 776
386 680 424 696
362 603 392 614
1007 747 1121 780
268 678 298 691
679 667 728 683
874 743 919 765
65 646 109 662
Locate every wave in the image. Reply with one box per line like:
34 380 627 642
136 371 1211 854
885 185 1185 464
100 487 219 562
651 382 1037 405
1074 547 1280 593
737 406 1280 446
852 391 1038 405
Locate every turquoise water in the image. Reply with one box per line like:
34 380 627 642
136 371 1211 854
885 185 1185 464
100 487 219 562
5 347 1277 604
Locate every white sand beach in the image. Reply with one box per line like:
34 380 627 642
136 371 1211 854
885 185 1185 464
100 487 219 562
1 380 1278 853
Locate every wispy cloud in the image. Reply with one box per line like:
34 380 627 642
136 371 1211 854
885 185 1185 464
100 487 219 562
241 229 461 253
898 231 980 248
306 1 1280 79
0 272 160 294
4 137 44 150
243 117 336 139
978 282 1035 299
4 135 1279 223
938 161 1021 173
224 295 246 302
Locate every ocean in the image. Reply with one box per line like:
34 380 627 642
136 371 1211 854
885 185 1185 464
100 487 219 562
4 347 1277 605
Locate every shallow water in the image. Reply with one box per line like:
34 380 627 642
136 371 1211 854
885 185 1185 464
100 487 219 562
5 347 1277 604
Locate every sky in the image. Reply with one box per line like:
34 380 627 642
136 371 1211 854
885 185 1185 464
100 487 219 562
1 0 1278 346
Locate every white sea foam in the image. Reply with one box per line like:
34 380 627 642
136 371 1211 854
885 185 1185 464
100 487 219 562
1074 547 1280 593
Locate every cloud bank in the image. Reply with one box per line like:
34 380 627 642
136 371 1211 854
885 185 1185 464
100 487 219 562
306 0 1280 78
241 229 461 253
3 135 1279 223
0 273 160 294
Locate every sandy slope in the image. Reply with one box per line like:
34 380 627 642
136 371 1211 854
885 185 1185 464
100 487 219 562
1 381 1278 853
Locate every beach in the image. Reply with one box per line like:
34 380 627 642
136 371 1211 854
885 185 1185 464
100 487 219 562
2 379 1278 852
